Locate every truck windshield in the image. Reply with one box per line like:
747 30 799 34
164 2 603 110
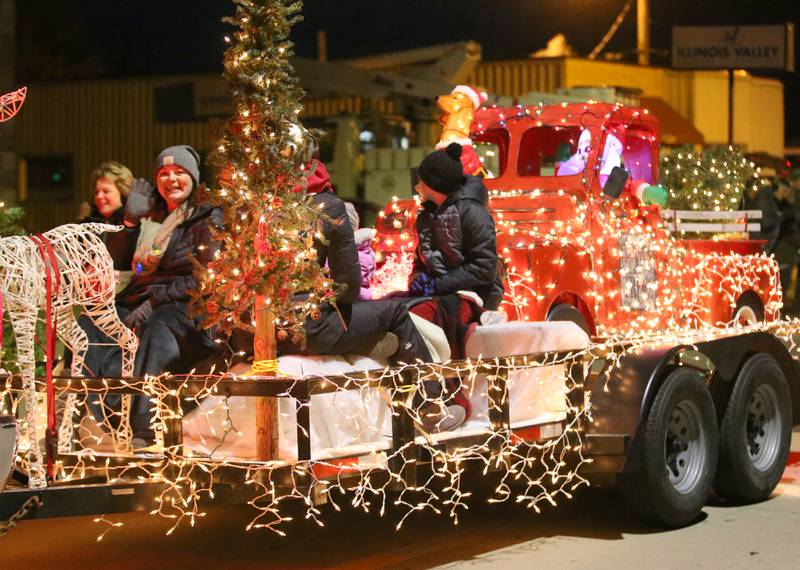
517 125 583 177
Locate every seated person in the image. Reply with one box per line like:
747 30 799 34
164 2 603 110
79 161 132 225
81 161 135 292
408 143 505 427
344 202 377 301
274 159 432 367
81 145 222 449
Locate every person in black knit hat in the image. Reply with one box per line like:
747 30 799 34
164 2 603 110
411 142 503 310
408 142 504 432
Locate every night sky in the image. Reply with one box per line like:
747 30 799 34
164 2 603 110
15 0 800 140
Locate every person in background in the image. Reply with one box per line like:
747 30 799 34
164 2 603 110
789 170 800 313
772 178 799 299
744 179 781 255
344 202 377 301
81 145 222 450
64 161 135 375
78 161 132 225
79 162 136 292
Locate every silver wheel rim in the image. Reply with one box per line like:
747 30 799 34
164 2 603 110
734 305 758 326
746 383 781 472
665 399 706 494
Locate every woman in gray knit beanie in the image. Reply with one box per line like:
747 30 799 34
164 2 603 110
80 145 222 450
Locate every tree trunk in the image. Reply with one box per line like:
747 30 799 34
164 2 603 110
254 294 279 461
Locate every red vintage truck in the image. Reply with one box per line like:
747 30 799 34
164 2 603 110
374 102 781 336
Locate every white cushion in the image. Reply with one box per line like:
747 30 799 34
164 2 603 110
465 321 590 358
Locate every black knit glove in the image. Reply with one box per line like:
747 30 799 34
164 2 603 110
124 178 154 227
124 300 154 332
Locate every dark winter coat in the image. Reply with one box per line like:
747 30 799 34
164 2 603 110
744 186 781 254
80 206 126 248
80 205 125 226
81 199 223 440
411 175 504 310
309 189 362 305
106 202 223 310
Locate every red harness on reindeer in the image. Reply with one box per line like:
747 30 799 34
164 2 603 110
28 234 62 478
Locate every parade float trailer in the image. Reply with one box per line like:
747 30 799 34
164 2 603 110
374 102 779 336
1 99 798 535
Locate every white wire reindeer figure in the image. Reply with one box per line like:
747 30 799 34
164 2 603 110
0 223 138 488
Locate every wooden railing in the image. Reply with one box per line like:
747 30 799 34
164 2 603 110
663 210 762 234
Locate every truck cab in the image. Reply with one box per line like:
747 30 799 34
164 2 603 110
374 102 781 336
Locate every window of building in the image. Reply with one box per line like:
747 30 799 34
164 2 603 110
154 83 195 123
21 155 74 202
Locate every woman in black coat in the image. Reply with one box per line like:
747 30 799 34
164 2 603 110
81 145 221 449
79 161 132 226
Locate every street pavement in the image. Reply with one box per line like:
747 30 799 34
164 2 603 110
1 434 800 569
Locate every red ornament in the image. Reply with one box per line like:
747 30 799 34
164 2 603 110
254 220 272 256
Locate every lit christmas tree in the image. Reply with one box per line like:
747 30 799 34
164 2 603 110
661 145 761 211
194 0 331 347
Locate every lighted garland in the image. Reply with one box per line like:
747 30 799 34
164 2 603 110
2 350 592 536
193 0 330 342
661 145 761 211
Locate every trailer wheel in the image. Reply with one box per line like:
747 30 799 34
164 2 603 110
714 353 791 503
621 367 718 528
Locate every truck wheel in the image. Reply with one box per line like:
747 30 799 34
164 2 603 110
621 367 718 528
714 353 791 503
733 292 764 325
547 303 590 335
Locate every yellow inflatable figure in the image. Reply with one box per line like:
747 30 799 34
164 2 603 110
436 84 488 176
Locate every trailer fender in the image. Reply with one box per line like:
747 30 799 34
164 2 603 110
587 343 689 473
587 332 800 474
694 332 800 426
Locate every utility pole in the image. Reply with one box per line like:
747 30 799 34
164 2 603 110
637 0 650 65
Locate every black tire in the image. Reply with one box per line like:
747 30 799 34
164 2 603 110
547 303 590 335
620 367 718 528
732 292 765 325
714 353 792 503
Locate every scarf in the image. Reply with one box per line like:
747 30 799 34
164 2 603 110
132 201 194 276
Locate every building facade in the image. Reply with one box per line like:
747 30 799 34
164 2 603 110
12 57 785 231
